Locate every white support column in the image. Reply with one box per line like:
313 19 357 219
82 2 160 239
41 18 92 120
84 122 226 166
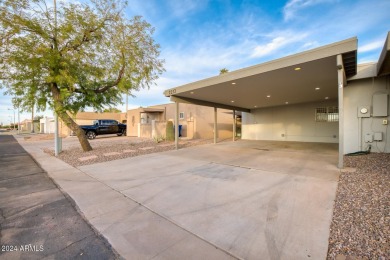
175 102 179 150
214 107 217 144
54 114 59 156
337 54 344 169
17 108 20 135
233 110 236 142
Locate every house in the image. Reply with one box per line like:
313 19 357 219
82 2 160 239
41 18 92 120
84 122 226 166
127 103 239 139
163 32 390 168
39 117 55 133
19 119 33 132
59 111 126 136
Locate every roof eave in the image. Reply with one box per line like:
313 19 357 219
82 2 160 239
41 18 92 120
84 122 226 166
377 31 390 76
164 37 357 97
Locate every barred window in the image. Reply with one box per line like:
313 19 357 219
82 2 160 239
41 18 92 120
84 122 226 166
315 107 339 122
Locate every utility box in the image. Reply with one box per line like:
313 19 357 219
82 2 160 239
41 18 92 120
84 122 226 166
374 132 383 141
372 94 388 117
358 106 370 118
365 133 373 143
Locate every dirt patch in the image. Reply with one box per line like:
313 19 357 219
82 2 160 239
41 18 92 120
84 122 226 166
23 133 56 141
327 153 390 260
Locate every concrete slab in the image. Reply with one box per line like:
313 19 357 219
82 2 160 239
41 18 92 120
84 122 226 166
123 149 136 153
103 152 121 157
80 140 339 260
19 138 236 259
19 138 339 260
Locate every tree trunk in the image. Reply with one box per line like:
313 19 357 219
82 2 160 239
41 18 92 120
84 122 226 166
51 84 93 152
58 110 93 152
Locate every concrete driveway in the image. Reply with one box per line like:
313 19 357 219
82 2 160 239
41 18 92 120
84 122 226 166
78 140 339 259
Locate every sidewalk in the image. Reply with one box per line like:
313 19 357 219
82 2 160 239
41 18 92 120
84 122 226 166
14 135 236 259
0 135 118 260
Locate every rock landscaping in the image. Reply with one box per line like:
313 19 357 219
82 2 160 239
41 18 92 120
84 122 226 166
327 153 389 260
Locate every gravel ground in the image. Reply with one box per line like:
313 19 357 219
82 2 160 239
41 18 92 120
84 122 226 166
327 153 390 260
43 136 218 167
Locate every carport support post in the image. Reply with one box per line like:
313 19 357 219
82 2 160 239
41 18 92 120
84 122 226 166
175 102 179 150
233 110 236 141
337 54 344 169
214 107 217 144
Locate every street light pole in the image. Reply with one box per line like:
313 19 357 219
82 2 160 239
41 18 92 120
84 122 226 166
53 0 61 156
7 108 15 130
17 107 20 134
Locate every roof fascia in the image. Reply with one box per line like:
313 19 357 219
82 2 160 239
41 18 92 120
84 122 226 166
164 37 357 97
170 96 250 112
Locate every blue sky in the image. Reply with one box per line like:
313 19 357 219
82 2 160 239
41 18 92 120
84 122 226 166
1 0 390 125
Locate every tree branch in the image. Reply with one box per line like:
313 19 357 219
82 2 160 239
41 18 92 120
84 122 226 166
95 61 125 93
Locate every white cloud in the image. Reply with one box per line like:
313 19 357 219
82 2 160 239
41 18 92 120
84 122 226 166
252 37 287 58
359 40 384 53
251 32 308 58
167 0 208 18
283 0 335 21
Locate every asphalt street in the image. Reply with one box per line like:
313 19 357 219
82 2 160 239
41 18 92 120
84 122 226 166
0 135 118 260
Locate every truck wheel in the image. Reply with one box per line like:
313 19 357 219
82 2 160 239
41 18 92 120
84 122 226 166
117 129 126 136
86 131 96 139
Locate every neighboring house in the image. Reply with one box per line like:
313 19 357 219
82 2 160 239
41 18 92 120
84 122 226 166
59 111 126 136
39 117 55 133
19 119 33 132
164 32 390 168
19 119 30 132
127 103 239 139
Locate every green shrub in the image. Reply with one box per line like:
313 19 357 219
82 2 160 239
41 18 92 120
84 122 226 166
153 135 165 143
166 121 174 141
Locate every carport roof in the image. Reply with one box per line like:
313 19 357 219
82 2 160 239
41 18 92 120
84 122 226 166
164 37 357 112
377 31 390 76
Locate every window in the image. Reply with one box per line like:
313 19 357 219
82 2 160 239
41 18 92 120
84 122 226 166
315 107 339 122
179 112 185 120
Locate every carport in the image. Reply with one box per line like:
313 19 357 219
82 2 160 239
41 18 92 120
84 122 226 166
164 37 357 168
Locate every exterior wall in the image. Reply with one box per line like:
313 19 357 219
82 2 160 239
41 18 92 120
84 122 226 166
242 101 339 143
127 109 142 136
39 117 55 133
139 124 152 138
72 112 123 121
344 75 390 153
154 121 166 138
127 103 234 139
162 103 233 139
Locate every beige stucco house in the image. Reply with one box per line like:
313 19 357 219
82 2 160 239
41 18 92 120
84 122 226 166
58 111 126 136
164 32 390 168
127 103 239 140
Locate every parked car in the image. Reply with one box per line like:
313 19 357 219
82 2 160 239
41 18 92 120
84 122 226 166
80 119 126 139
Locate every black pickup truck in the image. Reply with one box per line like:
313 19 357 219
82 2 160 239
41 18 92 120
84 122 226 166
80 119 127 139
